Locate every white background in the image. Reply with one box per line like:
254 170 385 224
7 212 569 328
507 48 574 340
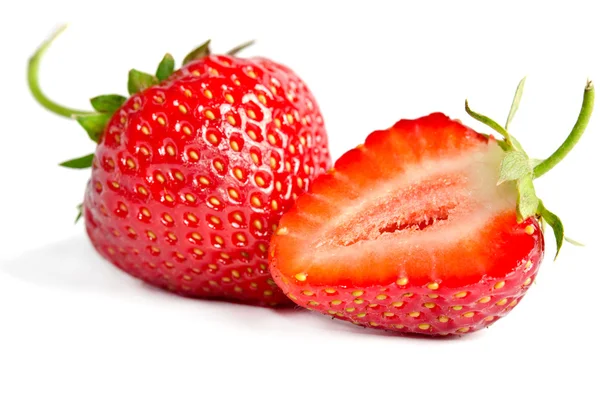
1 1 599 396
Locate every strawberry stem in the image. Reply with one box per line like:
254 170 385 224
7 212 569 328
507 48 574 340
27 24 93 119
533 81 595 178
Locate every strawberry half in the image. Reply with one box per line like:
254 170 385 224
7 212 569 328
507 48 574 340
28 26 331 306
269 79 594 334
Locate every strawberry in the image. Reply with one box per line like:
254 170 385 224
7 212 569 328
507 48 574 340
269 79 594 334
28 26 331 306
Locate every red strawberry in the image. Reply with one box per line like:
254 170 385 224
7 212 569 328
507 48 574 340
269 79 594 334
28 26 331 306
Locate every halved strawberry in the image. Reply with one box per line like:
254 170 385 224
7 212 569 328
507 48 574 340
269 80 594 335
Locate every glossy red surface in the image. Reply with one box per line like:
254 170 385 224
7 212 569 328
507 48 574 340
84 54 331 305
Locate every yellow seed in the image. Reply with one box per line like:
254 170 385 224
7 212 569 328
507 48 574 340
141 208 151 217
178 105 187 114
257 94 267 104
524 260 533 271
484 316 495 322
253 220 262 230
141 125 150 135
353 299 364 304
271 200 278 210
369 322 379 327
111 181 120 189
255 175 266 187
286 114 294 124
193 248 204 256
182 126 192 135
199 176 210 186
274 118 282 128
346 307 355 313
331 300 342 306
236 233 246 242
525 225 535 235
457 327 470 333
275 181 282 191
210 216 221 225
267 134 276 145
234 286 243 293
396 277 408 286
496 298 508 306
188 150 199 161
523 278 532 286
463 312 475 318
276 227 288 236
352 290 364 297
328 310 337 315
427 282 440 290
409 312 420 318
356 313 366 318
246 69 257 78
157 116 166 126
203 89 213 99
234 168 243 180
251 152 260 164
438 316 449 323
478 296 491 304
164 261 174 268
264 290 273 296
205 110 215 120
295 273 307 282
167 232 177 241
391 301 404 308
185 193 196 203
230 140 240 151
509 300 518 307
227 115 236 126
146 231 156 240
251 196 262 208
228 188 239 200
376 294 387 300
183 275 192 281
424 302 436 309
302 290 314 296
428 294 439 299
225 93 234 104
247 109 256 119
418 324 431 330
208 133 218 145
174 171 184 181
308 301 319 306
394 324 405 329
215 236 224 245
383 312 394 317
454 291 468 298
403 293 413 298
209 197 221 206
184 89 193 97
232 212 243 223
191 232 202 241
452 305 463 311
325 288 336 294
208 280 218 287
288 294 297 301
165 194 174 203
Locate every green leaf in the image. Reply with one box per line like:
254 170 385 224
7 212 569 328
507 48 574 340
498 151 532 185
75 203 83 224
516 175 539 221
128 69 158 95
90 95 127 114
75 113 111 143
465 100 515 149
59 153 94 169
564 236 584 246
538 201 564 260
505 77 526 130
183 39 211 65
226 40 255 56
156 53 175 82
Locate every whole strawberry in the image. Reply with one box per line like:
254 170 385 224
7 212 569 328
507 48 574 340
28 26 331 305
269 79 594 333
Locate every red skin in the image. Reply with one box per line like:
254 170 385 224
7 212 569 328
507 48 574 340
269 113 545 335
84 54 331 306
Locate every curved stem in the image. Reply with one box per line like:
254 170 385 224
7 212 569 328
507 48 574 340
27 24 93 118
533 81 595 178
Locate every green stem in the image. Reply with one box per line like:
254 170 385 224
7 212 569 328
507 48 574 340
27 24 93 118
533 81 595 178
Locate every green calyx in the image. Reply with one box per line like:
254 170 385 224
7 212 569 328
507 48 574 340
465 78 595 259
27 24 256 156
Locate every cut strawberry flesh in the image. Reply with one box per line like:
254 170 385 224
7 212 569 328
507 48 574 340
271 113 537 289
